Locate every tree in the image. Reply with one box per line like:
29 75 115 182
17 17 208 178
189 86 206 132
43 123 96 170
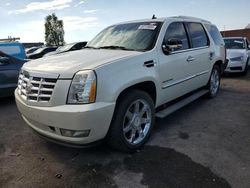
44 13 65 46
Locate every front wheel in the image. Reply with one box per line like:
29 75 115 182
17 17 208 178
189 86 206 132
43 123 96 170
107 90 155 152
206 65 221 98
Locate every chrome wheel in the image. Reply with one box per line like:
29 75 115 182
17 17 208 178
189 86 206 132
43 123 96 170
210 68 220 96
123 99 152 145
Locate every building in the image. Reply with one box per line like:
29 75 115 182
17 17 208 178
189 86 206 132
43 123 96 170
0 37 44 49
221 27 250 41
22 42 44 49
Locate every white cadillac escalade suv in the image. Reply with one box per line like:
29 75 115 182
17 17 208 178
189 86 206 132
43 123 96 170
15 16 226 152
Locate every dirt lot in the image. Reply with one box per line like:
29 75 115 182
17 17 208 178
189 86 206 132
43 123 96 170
0 72 250 188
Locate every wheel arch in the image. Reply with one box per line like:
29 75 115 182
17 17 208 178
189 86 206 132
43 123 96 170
116 81 157 106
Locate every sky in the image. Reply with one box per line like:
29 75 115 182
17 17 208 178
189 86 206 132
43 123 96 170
0 0 250 43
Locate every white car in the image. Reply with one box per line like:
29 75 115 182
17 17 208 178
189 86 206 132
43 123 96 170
224 37 250 75
15 16 226 152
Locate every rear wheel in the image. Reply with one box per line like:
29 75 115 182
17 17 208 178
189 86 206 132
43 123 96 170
206 65 221 98
107 90 155 152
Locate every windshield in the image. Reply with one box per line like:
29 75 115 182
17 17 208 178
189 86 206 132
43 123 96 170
224 39 245 49
86 22 162 51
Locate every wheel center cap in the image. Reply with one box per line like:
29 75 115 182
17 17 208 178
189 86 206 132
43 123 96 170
133 116 141 127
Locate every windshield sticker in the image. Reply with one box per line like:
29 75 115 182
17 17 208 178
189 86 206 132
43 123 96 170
234 40 243 44
138 25 157 30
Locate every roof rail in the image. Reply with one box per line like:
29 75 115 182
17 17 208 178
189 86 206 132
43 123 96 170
172 16 211 24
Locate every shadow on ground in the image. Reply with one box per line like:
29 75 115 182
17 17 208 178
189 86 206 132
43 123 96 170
124 146 231 188
23 143 231 188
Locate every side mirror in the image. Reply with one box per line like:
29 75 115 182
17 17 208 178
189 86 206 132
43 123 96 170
0 57 10 64
162 38 183 55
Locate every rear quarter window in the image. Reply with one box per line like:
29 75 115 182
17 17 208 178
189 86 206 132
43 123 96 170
186 23 209 48
205 24 224 46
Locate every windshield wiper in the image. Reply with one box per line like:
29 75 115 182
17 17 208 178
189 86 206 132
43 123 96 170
98 46 136 51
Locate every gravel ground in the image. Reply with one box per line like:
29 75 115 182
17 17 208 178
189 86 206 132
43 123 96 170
0 71 249 188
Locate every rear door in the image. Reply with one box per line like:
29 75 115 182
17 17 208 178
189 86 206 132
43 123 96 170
184 22 212 87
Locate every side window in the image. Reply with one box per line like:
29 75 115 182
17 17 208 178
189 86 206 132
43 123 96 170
205 24 224 46
187 23 209 48
164 22 189 51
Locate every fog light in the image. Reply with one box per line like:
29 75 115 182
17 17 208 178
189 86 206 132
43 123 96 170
60 129 90 138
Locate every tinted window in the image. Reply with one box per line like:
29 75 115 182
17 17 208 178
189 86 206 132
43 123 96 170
164 22 189 51
205 24 224 45
187 23 209 48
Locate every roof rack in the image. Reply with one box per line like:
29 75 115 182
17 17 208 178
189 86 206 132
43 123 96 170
0 37 20 42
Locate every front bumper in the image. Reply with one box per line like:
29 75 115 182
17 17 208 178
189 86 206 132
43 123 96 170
15 90 115 146
224 59 246 73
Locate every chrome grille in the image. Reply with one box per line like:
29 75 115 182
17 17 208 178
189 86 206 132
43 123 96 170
17 71 57 102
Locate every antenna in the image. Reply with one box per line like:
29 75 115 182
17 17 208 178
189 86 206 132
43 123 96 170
152 14 157 19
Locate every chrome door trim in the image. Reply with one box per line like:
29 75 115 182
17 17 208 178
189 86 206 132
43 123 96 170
162 70 209 89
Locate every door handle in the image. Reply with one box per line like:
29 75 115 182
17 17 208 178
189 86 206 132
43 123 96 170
143 60 156 68
186 56 196 62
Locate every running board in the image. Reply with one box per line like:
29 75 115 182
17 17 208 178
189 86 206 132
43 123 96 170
156 90 209 118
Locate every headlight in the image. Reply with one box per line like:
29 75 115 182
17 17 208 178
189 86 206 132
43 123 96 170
230 56 244 61
67 70 97 104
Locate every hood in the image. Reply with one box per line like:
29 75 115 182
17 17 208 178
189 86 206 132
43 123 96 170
226 49 246 59
22 49 142 78
44 51 58 57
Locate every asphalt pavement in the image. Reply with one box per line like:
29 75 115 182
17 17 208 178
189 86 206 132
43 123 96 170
0 72 250 188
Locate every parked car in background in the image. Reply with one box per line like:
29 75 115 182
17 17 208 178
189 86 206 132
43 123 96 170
224 37 250 75
15 16 226 152
0 42 26 60
25 46 41 55
0 51 27 97
44 42 87 57
27 47 58 59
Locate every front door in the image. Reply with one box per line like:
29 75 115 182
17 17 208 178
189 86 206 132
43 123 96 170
158 22 193 104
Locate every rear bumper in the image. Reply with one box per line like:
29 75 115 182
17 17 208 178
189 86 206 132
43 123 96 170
15 89 116 146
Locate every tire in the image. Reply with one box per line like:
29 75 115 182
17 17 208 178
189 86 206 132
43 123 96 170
206 65 221 98
107 89 155 152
